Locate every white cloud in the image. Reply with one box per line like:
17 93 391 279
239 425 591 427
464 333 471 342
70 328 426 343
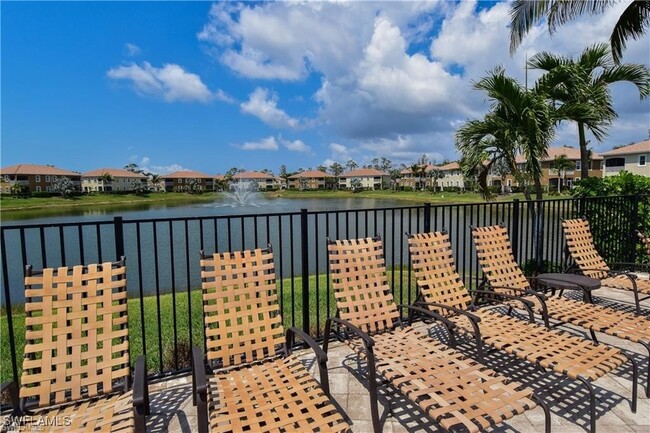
240 88 299 129
281 138 310 153
200 1 650 161
124 43 141 57
107 62 228 103
238 136 279 151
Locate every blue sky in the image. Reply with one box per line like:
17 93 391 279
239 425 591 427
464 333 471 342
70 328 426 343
2 1 649 176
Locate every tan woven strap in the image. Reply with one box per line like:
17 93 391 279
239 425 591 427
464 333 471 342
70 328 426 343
600 275 650 295
562 218 610 279
408 232 472 314
14 391 134 432
347 327 535 433
471 225 530 292
21 262 130 407
200 248 285 368
451 310 626 381
541 296 650 344
327 237 399 333
208 355 349 433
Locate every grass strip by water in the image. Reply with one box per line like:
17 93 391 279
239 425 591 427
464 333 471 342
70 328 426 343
0 269 419 383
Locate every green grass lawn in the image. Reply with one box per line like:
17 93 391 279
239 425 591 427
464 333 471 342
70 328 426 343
0 192 222 213
266 189 539 204
0 269 419 383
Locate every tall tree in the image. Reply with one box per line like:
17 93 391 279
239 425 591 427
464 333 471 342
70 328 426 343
346 159 358 172
329 162 344 189
509 0 650 63
124 163 144 174
530 43 650 178
550 155 576 193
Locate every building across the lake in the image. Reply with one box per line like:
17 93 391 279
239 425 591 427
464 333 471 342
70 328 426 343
601 139 650 177
81 168 148 192
161 170 214 192
0 163 81 194
339 168 389 190
232 171 277 190
288 170 333 190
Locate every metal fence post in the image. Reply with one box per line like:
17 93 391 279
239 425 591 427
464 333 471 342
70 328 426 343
423 202 431 233
511 199 520 261
300 209 310 334
114 216 125 259
630 194 640 263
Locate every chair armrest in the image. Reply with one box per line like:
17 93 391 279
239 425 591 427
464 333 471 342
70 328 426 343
414 302 481 324
286 327 327 364
471 289 535 322
192 346 209 433
1 381 20 415
326 317 374 349
132 356 149 408
484 284 551 327
397 304 458 330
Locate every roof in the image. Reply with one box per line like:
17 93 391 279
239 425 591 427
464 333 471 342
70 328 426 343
437 162 461 171
163 170 213 179
233 171 274 180
340 168 389 177
214 174 225 180
82 168 147 178
289 170 333 179
601 140 650 156
400 164 435 174
0 164 80 177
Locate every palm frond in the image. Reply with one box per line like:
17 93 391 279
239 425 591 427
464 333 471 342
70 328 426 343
610 0 650 63
509 0 552 54
596 63 650 98
548 0 612 33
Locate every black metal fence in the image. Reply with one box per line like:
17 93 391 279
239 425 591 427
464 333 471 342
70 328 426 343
0 195 643 382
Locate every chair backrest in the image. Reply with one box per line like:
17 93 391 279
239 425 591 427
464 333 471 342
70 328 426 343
200 247 285 368
408 232 472 314
638 230 650 262
562 218 610 279
21 260 130 408
327 237 399 334
471 225 531 292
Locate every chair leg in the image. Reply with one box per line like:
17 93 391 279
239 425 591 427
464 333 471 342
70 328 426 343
531 393 551 433
629 355 638 413
366 351 382 433
577 377 596 433
642 341 650 398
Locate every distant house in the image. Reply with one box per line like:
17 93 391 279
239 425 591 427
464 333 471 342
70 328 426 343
288 170 333 190
0 163 81 194
339 168 389 190
601 140 650 177
81 168 147 192
398 164 436 190
437 162 465 190
162 170 214 192
233 171 276 190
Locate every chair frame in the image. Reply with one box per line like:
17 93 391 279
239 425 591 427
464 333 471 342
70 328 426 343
1 257 150 433
409 230 639 433
325 236 550 433
192 246 348 433
563 216 650 315
472 224 650 399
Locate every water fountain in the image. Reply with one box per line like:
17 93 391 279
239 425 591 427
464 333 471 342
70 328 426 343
222 180 259 207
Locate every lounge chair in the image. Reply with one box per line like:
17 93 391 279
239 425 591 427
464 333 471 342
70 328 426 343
409 231 637 433
192 246 349 433
1 259 150 432
471 224 650 399
563 217 650 315
325 236 549 433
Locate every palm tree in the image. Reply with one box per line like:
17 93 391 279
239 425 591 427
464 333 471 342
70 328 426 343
509 0 650 63
529 43 650 178
149 173 161 192
550 155 576 193
457 67 555 200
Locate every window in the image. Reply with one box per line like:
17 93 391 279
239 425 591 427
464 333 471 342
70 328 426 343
3 175 8 182
575 161 581 170
46 186 51 192
35 175 41 182
36 186 41 192
45 176 50 182
639 155 647 166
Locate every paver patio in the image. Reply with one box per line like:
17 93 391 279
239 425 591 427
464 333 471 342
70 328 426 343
145 286 649 432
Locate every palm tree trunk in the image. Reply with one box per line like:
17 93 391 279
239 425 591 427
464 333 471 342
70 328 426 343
578 122 589 179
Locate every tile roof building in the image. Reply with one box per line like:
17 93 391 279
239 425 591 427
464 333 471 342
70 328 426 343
0 164 81 194
601 140 650 177
81 168 148 193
